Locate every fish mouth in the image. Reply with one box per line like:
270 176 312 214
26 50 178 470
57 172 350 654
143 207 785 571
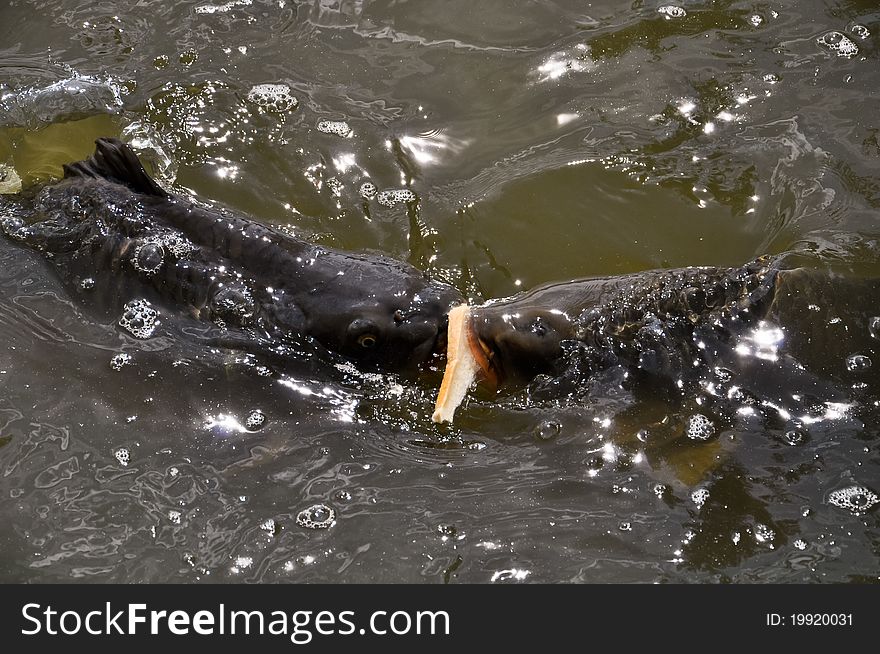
431 305 499 423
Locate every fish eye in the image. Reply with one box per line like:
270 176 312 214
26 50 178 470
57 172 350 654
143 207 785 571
358 333 377 348
347 318 381 350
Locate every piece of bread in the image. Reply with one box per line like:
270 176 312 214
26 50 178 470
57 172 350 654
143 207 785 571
432 305 479 423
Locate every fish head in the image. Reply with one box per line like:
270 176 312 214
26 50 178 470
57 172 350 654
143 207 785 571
304 277 463 375
468 303 576 386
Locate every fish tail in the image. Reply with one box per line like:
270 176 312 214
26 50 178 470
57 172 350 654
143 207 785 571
62 137 168 198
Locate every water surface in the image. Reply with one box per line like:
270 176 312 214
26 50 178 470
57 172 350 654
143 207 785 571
0 0 878 582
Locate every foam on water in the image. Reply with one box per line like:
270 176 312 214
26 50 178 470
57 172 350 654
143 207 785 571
849 24 870 40
246 83 299 113
296 504 336 530
845 354 872 371
657 6 687 20
245 409 266 430
376 188 417 207
817 31 859 58
131 241 165 276
119 299 159 339
195 0 253 15
686 414 715 441
691 488 709 508
359 181 377 199
316 120 352 137
110 353 132 370
827 486 878 514
114 448 130 466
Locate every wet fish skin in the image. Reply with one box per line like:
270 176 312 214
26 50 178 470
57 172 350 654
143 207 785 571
2 138 464 374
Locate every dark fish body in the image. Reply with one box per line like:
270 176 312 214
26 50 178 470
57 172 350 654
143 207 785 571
2 138 463 374
466 256 879 394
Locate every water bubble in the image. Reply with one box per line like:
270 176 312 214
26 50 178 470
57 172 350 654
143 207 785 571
80 277 96 290
781 428 808 446
793 539 807 550
259 518 277 535
534 420 561 441
850 24 870 40
359 181 377 199
119 299 159 339
657 6 687 19
376 188 417 207
296 504 336 529
869 317 880 339
110 353 132 370
157 232 197 258
845 354 872 371
246 83 298 112
316 120 352 137
245 409 266 431
131 240 165 276
691 488 709 508
827 485 878 514
686 414 715 441
114 447 130 466
817 31 859 58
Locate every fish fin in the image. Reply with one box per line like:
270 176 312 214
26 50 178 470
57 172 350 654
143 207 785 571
62 137 168 197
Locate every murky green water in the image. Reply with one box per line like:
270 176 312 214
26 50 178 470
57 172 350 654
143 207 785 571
0 0 878 582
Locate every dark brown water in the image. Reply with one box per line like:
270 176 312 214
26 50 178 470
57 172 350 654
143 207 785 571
0 0 878 582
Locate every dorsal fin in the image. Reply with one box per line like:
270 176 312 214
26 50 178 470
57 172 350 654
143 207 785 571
62 137 167 197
